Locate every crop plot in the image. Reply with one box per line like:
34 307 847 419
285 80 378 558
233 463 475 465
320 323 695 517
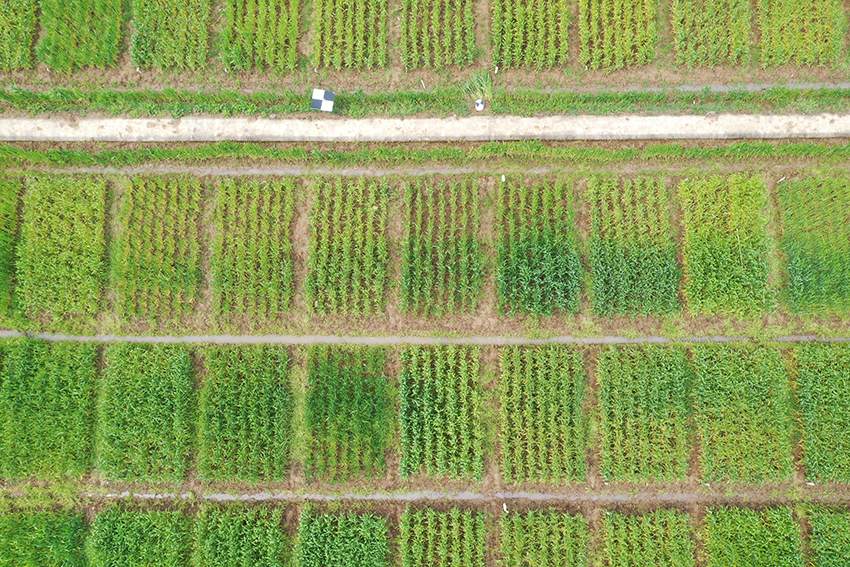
16 176 106 326
401 180 483 315
672 0 751 66
778 177 850 313
809 508 850 567
0 0 36 70
705 507 802 567
693 345 792 483
212 178 296 318
0 511 86 567
193 505 292 567
36 0 123 72
87 508 191 567
96 343 195 482
220 0 300 72
400 507 485 567
311 0 387 69
679 175 771 315
578 0 658 69
0 178 19 319
305 346 393 481
797 344 850 482
306 178 389 314
131 0 210 69
496 179 581 316
400 0 474 68
492 0 569 68
400 346 483 479
500 509 587 567
588 176 679 315
758 0 844 67
199 345 293 482
600 510 694 567
112 177 203 322
598 345 692 482
499 345 586 484
298 509 389 567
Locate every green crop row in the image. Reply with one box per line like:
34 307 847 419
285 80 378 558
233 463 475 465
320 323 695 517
578 0 658 70
759 0 845 67
400 0 475 68
672 0 751 66
311 0 388 69
492 0 569 68
400 507 485 567
220 0 300 72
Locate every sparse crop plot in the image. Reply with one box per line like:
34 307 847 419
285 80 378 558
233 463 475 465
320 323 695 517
220 0 300 72
600 510 695 567
193 505 292 567
0 178 19 318
809 508 850 567
758 0 844 67
797 344 850 482
496 179 581 316
400 507 486 567
305 177 389 314
588 176 679 315
401 179 484 315
400 346 483 480
672 0 751 66
693 345 792 483
400 0 474 68
212 178 296 318
305 346 393 481
131 0 210 69
598 345 692 482
778 177 850 313
0 511 86 567
36 0 123 72
96 343 195 482
499 345 586 484
0 0 37 70
705 507 802 567
499 509 587 567
298 509 389 567
578 0 658 69
199 345 293 482
491 0 569 68
311 0 387 69
87 508 191 567
679 175 771 315
112 177 203 322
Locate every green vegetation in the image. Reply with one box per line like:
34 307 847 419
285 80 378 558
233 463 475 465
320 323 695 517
96 343 195 482
401 180 483 315
496 179 580 316
193 505 292 567
499 345 586 484
0 0 36 70
809 508 850 567
36 0 122 72
679 175 771 315
492 0 569 68
778 177 850 313
88 508 191 567
298 509 389 567
499 510 587 567
797 344 850 482
0 178 19 318
600 510 694 567
306 178 389 314
199 345 292 482
305 346 393 481
400 0 474 68
0 511 86 567
578 0 658 69
220 0 299 72
311 0 387 69
693 345 792 483
212 178 295 318
672 0 751 66
705 507 802 567
598 346 692 482
400 346 483 480
400 507 485 567
758 0 845 67
588 176 679 315
131 0 210 69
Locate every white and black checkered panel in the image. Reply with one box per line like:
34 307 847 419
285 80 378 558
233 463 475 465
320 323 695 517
311 89 335 112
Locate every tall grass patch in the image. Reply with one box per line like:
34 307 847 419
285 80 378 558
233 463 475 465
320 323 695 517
809 507 850 567
758 0 845 67
36 0 123 72
298 509 389 567
578 0 658 69
131 0 211 69
0 178 19 319
0 0 37 70
220 0 299 72
0 511 86 567
87 508 191 567
193 505 293 567
499 509 587 567
311 0 387 69
600 510 695 567
400 0 474 68
672 0 751 66
400 507 486 567
705 507 803 567
492 0 568 68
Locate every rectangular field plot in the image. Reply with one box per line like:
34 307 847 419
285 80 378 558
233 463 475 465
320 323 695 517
578 0 658 69
758 0 845 67
311 0 387 69
400 346 483 479
0 178 19 318
306 178 389 314
88 509 191 567
810 508 850 567
212 179 295 318
705 507 802 567
500 510 587 567
598 346 692 482
306 346 393 481
797 344 850 482
600 510 695 567
220 0 299 72
499 345 586 484
131 0 210 69
400 507 485 567
298 509 389 567
496 179 581 316
193 505 292 567
112 177 203 322
0 0 37 70
588 176 679 315
672 0 751 66
492 0 569 68
199 345 293 482
693 345 792 483
401 180 484 315
401 0 474 68
679 175 771 315
36 0 123 72
778 177 850 313
96 343 195 482
0 511 86 567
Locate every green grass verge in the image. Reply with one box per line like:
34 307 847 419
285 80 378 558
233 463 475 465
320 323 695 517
599 510 694 567
400 507 486 567
0 511 86 567
809 507 850 567
705 507 802 567
499 510 587 567
297 508 389 567
193 504 293 567
87 508 192 567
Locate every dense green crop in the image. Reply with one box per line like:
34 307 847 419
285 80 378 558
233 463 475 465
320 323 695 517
131 0 210 69
672 0 751 66
88 508 191 567
500 510 587 567
199 345 292 482
496 179 581 316
578 0 658 69
400 507 485 567
797 344 850 482
693 345 792 483
600 510 694 567
499 345 586 484
679 175 772 315
305 346 393 481
758 0 844 67
298 509 389 567
492 0 568 68
36 0 122 72
598 345 692 481
0 0 36 70
809 508 850 567
96 343 195 482
220 0 299 72
705 507 802 567
400 346 483 479
0 511 86 567
588 176 679 315
401 0 474 68
0 178 19 318
306 178 389 314
193 505 292 567
311 0 387 69
212 178 295 318
401 180 483 315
